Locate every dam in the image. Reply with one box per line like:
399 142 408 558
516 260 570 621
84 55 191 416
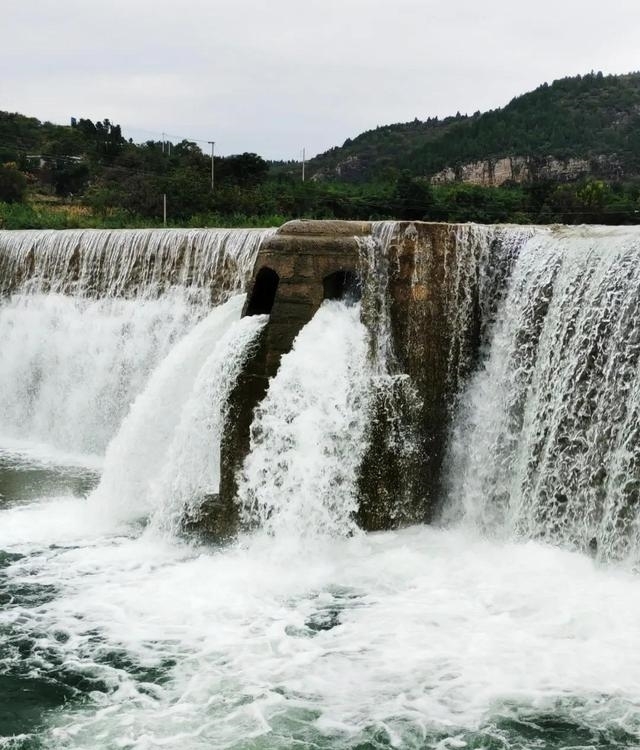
1 221 640 747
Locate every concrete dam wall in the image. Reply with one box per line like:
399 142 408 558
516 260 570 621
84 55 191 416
3 221 640 561
0 220 497 537
214 219 531 537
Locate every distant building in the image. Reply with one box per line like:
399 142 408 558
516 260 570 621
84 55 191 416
25 154 84 168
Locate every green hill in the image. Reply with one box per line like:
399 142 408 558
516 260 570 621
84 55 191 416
308 71 640 184
2 71 640 228
306 115 465 183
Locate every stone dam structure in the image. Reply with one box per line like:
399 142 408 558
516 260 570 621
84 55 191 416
2 220 640 560
215 219 493 537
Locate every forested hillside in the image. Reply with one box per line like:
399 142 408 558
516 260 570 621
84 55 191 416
1 71 640 228
309 71 640 182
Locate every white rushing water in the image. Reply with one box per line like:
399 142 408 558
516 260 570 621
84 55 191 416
447 226 640 562
91 294 267 530
0 291 203 459
359 222 531 399
2 224 640 749
0 227 271 299
441 224 533 398
239 300 373 538
357 221 399 375
1 507 640 749
0 228 273 461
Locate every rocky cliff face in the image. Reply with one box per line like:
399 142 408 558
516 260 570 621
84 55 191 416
431 154 624 187
310 155 364 182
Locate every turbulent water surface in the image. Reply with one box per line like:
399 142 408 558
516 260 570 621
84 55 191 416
1 225 640 749
2 462 640 749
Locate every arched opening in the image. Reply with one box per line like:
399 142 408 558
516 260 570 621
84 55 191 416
245 267 279 316
323 270 360 303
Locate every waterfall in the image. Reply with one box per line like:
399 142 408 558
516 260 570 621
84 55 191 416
0 291 203 459
0 228 274 460
0 227 269 300
357 221 532 408
357 221 399 375
238 300 373 538
90 295 267 528
352 222 532 525
440 224 533 399
446 226 640 562
3 222 640 749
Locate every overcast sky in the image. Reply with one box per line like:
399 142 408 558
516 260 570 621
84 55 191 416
3 0 640 160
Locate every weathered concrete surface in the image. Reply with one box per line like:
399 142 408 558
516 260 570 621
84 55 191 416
378 222 480 527
217 219 485 537
355 222 484 529
241 219 370 368
218 220 370 533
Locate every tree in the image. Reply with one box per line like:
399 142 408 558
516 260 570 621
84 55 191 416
45 160 90 196
0 163 27 203
393 171 434 219
217 153 269 186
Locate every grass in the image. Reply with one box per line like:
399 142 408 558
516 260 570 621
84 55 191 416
0 201 289 231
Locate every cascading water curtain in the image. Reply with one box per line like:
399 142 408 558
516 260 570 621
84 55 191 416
238 301 373 538
0 228 274 459
446 226 640 563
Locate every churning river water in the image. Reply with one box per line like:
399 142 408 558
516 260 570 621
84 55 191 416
2 449 640 749
1 225 640 749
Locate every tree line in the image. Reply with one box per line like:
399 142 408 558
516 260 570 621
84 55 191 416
1 105 640 229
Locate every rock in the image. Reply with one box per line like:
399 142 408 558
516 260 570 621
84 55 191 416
430 154 624 186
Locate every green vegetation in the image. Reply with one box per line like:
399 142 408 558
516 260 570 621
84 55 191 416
0 164 27 204
309 71 640 181
2 71 640 228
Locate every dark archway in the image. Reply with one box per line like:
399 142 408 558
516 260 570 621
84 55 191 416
245 266 279 316
323 269 361 303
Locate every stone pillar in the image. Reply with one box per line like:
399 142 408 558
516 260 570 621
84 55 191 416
207 219 484 539
215 220 370 536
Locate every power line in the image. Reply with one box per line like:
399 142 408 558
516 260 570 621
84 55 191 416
120 123 212 147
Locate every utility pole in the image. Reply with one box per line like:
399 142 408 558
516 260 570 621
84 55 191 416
162 132 166 154
302 147 306 182
208 141 215 190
